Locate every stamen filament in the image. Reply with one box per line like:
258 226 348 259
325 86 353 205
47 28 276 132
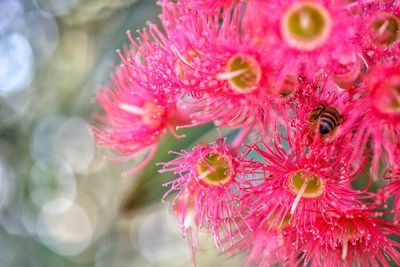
167 124 186 139
277 232 284 246
216 69 248 80
196 169 212 181
122 145 158 176
341 236 348 260
231 127 253 150
119 103 145 115
291 179 308 214
171 45 192 66
300 11 311 29
345 0 376 9
378 20 390 36
357 53 369 72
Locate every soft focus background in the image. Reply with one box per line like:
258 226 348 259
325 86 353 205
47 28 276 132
0 1 243 266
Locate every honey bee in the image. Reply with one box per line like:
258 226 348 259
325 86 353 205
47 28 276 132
308 104 344 136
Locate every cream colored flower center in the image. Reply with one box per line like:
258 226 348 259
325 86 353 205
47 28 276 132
281 2 332 51
196 153 233 186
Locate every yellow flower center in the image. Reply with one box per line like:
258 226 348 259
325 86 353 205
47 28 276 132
371 13 400 45
217 53 262 93
196 153 233 186
281 1 332 51
288 171 324 199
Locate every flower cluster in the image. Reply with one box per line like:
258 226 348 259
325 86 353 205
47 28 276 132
94 0 400 266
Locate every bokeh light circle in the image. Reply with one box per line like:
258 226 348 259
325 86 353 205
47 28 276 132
36 198 93 256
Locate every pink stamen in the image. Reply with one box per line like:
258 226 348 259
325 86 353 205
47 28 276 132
122 145 158 177
167 124 186 139
231 127 253 150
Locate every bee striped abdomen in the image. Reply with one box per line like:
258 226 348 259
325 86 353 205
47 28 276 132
318 108 342 135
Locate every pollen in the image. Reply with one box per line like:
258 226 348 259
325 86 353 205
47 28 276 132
281 1 332 51
217 53 262 93
370 13 400 46
289 171 324 199
196 153 234 186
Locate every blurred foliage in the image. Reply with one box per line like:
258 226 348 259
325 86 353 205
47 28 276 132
0 0 243 266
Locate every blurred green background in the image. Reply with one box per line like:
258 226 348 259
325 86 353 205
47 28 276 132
0 0 243 266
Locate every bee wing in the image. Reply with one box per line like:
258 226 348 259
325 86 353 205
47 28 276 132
308 104 326 122
308 112 320 122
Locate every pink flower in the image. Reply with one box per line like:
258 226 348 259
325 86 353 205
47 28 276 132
298 207 400 267
279 77 373 175
356 0 400 64
251 0 360 79
325 47 368 90
160 4 274 128
241 129 367 230
160 137 259 247
159 0 238 11
280 77 365 149
367 65 400 125
352 64 400 178
93 27 189 175
228 212 298 267
91 1 400 265
378 157 400 222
